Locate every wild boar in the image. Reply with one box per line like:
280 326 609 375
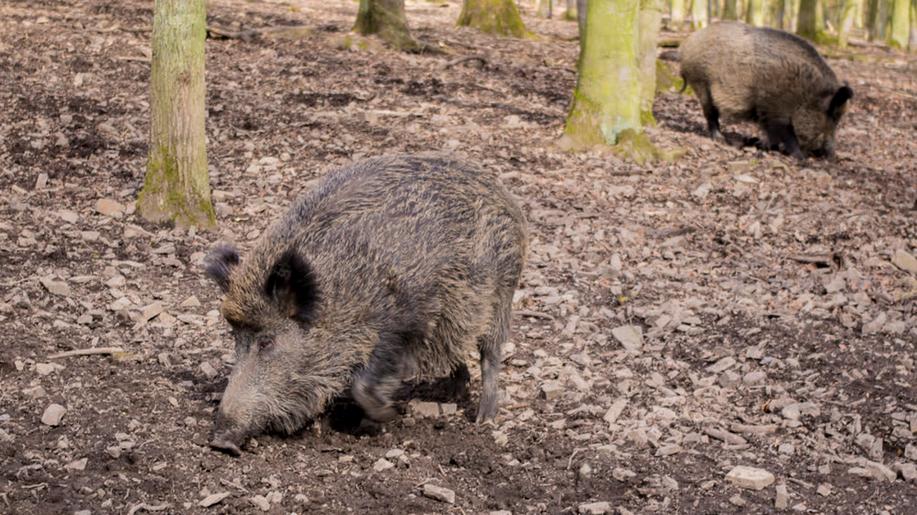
204 153 527 455
679 22 853 158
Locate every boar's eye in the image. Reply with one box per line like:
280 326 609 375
257 338 274 353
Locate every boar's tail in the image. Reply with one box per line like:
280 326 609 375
678 74 688 94
658 49 680 62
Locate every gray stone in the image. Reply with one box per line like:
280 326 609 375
41 403 66 426
725 466 775 490
611 325 643 352
422 484 455 504
578 501 612 514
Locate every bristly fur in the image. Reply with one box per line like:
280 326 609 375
204 243 240 291
263 249 321 325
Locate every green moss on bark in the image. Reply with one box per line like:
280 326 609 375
354 0 418 51
457 0 529 38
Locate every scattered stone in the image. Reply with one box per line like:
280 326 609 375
41 403 66 426
578 501 612 514
611 325 643 352
612 467 637 481
57 210 79 223
180 296 201 308
706 356 736 373
440 402 457 416
743 371 766 385
725 466 775 490
409 400 440 418
729 494 746 506
384 449 404 459
140 302 164 322
372 458 394 472
96 198 126 218
40 277 71 297
35 363 63 376
540 381 564 400
65 458 88 471
704 427 747 445
894 462 917 482
816 483 832 496
775 483 789 509
198 492 230 508
422 484 455 504
891 249 917 274
603 398 628 425
249 495 270 512
200 361 218 380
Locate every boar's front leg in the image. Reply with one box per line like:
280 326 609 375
476 298 512 423
352 334 408 422
764 120 804 160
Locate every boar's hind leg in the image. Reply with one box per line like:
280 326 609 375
763 120 804 160
444 363 471 400
695 84 724 141
476 297 512 423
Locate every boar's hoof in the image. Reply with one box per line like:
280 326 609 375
209 435 242 457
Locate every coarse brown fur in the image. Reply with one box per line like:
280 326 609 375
204 153 527 454
679 22 853 159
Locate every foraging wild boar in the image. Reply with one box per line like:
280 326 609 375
679 22 853 159
204 154 527 455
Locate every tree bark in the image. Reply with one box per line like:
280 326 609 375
639 0 664 125
577 0 587 34
888 0 910 47
138 0 215 229
797 0 819 39
671 0 687 28
457 0 528 37
746 0 766 25
537 0 554 18
565 0 641 146
723 0 739 19
837 0 859 47
691 0 709 28
564 0 579 20
354 0 417 50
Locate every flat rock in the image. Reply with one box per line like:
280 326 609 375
249 495 270 511
40 277 71 297
422 484 455 504
578 501 612 514
725 466 775 490
611 325 643 352
41 403 66 426
409 400 440 418
96 198 125 218
603 398 628 425
894 462 917 482
198 492 231 508
540 381 564 400
372 458 394 472
775 483 789 509
65 458 88 471
891 249 917 274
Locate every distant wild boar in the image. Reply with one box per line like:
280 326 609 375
204 154 527 455
679 22 853 159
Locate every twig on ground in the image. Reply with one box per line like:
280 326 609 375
440 55 487 71
516 310 554 321
48 347 124 359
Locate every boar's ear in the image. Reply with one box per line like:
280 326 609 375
264 249 320 324
204 243 240 292
826 85 853 121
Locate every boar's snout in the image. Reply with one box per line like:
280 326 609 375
209 413 246 457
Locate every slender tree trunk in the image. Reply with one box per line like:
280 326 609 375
458 0 528 37
797 0 819 38
910 0 917 50
671 0 687 28
565 0 641 146
888 0 910 46
564 0 579 20
537 0 554 17
870 0 891 40
138 0 215 228
354 0 417 50
691 0 709 27
838 0 858 46
577 0 587 33
776 0 787 28
746 0 766 25
723 0 739 19
639 0 664 125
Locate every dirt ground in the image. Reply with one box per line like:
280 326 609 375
1 0 915 513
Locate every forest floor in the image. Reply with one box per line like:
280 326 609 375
1 0 915 513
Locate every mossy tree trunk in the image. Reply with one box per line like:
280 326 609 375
723 0 739 18
797 0 819 38
910 0 916 50
565 0 641 146
354 0 417 50
671 0 687 28
564 0 579 20
837 0 859 46
691 0 708 27
537 0 554 18
458 0 528 37
577 0 587 33
746 0 766 25
138 0 215 229
639 0 664 124
888 0 910 47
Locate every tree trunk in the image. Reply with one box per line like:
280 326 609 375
797 0 818 39
565 0 641 146
671 0 687 28
537 0 554 18
457 0 528 37
910 0 917 50
354 0 417 50
564 0 579 20
888 0 910 47
723 0 739 19
138 0 215 229
639 0 663 125
746 0 766 25
691 0 708 27
577 0 587 33
837 0 859 46
870 0 891 39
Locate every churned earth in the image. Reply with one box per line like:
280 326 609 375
0 0 915 513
